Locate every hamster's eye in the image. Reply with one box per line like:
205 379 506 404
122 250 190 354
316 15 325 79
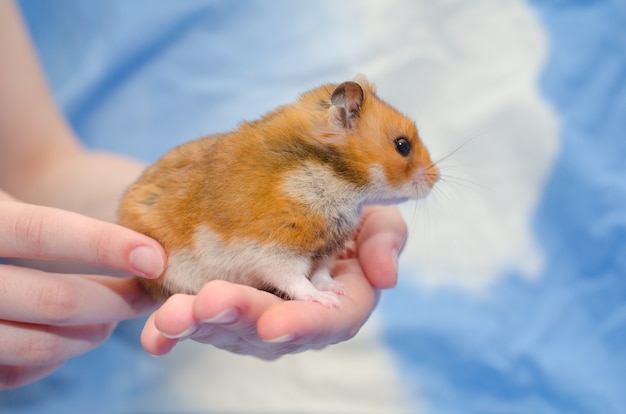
394 137 411 156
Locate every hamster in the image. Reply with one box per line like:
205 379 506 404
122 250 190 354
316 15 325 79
117 75 439 308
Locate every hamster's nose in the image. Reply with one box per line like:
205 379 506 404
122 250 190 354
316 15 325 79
413 164 439 198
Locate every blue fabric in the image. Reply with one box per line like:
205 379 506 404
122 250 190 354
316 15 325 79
377 1 626 412
2 0 625 413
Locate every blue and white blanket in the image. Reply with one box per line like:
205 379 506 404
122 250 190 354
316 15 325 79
3 1 625 412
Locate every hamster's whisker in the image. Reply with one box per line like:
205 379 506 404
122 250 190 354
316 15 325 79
425 162 438 172
433 135 480 166
428 181 455 207
436 171 482 190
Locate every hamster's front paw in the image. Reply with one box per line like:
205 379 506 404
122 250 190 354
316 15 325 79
336 239 358 260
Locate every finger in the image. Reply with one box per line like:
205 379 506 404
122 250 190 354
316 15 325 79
143 294 205 355
192 280 282 326
145 281 283 355
0 189 16 202
188 281 283 347
0 201 166 278
141 312 178 356
257 259 378 344
0 265 157 326
357 206 408 289
189 282 308 359
152 282 280 343
0 362 64 390
0 321 115 366
152 294 198 340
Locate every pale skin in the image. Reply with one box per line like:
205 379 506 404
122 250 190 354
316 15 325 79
0 0 406 389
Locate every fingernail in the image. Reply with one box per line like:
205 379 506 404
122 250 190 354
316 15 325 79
150 352 166 358
264 333 296 344
162 323 198 340
201 308 239 324
130 245 164 277
391 248 399 273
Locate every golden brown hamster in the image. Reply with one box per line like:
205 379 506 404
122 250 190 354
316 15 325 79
118 75 439 308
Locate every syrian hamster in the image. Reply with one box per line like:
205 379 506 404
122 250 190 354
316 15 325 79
117 75 439 308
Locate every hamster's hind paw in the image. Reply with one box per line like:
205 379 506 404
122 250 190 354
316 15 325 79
286 277 342 309
310 267 345 296
302 290 342 309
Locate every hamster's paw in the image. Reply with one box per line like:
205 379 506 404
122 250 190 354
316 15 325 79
336 239 358 260
301 290 342 309
285 276 342 309
310 267 345 296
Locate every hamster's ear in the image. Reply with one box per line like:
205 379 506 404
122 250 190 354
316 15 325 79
329 81 364 129
353 73 376 94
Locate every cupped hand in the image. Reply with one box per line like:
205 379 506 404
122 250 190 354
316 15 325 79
141 205 407 359
0 190 167 389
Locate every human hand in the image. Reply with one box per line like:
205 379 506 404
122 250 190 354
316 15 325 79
0 190 167 389
141 205 406 359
